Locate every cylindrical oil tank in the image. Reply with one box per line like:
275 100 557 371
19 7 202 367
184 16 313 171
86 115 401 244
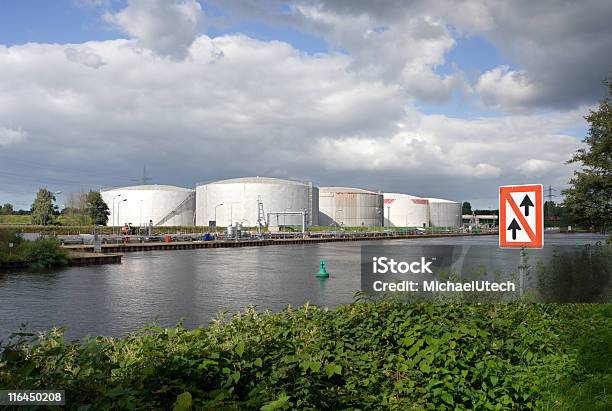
427 197 462 227
383 193 430 227
195 177 319 227
101 185 195 227
319 187 384 227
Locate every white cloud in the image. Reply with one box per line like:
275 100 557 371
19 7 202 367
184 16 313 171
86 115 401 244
65 47 106 69
282 3 468 102
475 66 538 112
103 0 203 59
0 34 587 207
0 125 27 146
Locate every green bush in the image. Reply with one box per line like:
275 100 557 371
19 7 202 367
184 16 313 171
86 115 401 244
21 238 68 270
1 303 609 410
0 229 25 263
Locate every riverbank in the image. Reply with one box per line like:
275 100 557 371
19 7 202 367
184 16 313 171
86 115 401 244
0 251 121 271
1 302 609 410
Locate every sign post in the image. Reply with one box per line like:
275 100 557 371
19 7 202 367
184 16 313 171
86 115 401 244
499 184 544 297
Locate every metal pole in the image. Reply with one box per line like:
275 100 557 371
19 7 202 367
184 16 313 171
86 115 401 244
117 199 126 243
518 247 527 298
112 194 121 238
215 203 223 229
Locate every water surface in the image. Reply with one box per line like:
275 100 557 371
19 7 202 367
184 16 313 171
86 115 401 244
0 233 605 339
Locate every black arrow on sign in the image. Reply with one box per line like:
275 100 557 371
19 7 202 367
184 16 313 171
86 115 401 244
507 218 522 240
520 195 534 216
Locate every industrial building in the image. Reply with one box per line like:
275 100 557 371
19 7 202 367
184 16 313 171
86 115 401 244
195 177 319 228
426 197 462 227
101 185 195 227
383 193 430 227
319 187 384 227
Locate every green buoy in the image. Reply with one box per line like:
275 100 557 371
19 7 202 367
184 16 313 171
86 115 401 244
316 259 330 277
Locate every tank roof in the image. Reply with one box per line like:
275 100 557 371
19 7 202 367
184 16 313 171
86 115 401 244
384 192 425 199
197 176 311 186
319 186 381 195
426 197 459 203
101 184 193 192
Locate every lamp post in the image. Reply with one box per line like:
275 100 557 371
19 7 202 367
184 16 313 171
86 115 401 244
214 203 223 229
112 194 122 236
117 199 127 242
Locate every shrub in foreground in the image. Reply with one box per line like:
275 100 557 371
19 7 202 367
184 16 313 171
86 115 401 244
0 303 610 410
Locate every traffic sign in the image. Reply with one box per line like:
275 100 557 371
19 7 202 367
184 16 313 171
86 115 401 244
499 184 543 248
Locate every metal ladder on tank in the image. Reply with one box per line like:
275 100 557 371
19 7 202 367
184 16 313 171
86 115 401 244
155 192 195 227
257 196 265 233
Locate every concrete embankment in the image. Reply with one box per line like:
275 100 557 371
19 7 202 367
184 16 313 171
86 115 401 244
0 252 122 271
67 252 122 266
63 232 496 254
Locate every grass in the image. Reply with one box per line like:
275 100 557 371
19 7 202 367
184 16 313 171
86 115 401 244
540 303 612 410
0 215 31 225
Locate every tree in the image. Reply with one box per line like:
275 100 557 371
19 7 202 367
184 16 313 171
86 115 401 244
31 188 58 225
86 191 110 226
63 192 89 225
462 201 472 215
563 78 612 230
1 203 13 215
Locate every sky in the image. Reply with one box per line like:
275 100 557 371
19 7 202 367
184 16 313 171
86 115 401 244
1 0 611 210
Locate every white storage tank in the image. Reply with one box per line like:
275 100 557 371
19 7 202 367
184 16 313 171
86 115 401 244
383 193 430 227
101 185 195 227
427 197 462 227
195 177 319 227
319 187 384 227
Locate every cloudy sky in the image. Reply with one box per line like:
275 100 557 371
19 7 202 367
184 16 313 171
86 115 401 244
1 0 611 209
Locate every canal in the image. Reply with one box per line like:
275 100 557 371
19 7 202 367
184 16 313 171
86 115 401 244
0 233 606 340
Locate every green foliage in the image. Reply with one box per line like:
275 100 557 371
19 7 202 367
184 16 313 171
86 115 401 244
536 247 612 302
462 201 472 215
0 228 25 263
20 238 68 269
86 191 110 226
1 303 609 410
30 188 59 226
1 231 68 268
563 77 612 230
1 202 14 215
